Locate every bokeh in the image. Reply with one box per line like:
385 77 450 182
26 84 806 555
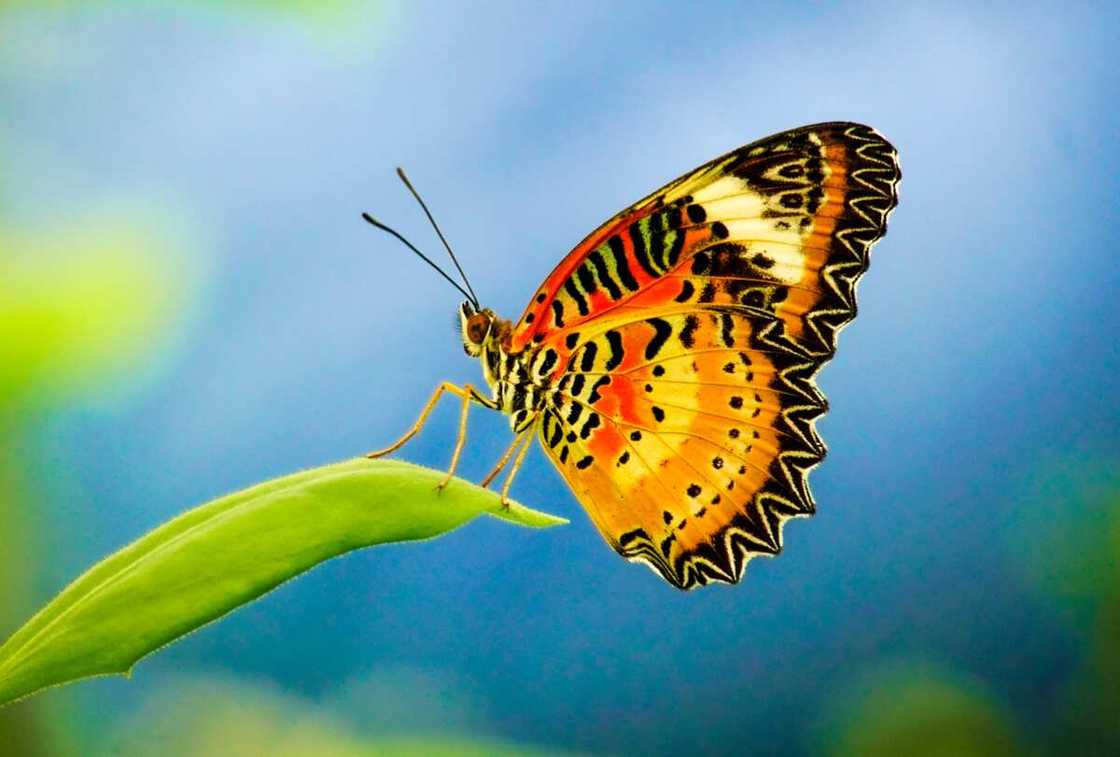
2 2 1118 755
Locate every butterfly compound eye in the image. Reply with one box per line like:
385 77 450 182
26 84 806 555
467 314 489 344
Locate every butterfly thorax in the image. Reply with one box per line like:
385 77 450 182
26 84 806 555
458 301 545 433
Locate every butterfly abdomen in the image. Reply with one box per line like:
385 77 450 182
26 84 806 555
481 338 562 433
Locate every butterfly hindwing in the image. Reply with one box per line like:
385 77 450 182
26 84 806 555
537 307 828 588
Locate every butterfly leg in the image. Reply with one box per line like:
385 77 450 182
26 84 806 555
496 430 535 510
479 432 528 489
435 384 479 492
367 383 493 491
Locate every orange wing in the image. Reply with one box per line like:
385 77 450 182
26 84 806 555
511 122 898 359
522 123 900 588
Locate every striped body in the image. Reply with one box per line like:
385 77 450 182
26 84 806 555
474 316 613 452
474 325 546 433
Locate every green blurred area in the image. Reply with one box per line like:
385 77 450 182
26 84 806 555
1026 471 1120 755
102 674 579 757
1013 456 1120 605
821 664 1020 757
0 223 193 415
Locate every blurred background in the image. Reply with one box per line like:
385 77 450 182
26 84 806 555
2 1 1118 755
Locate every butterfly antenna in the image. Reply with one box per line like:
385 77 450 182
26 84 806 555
361 213 478 306
394 167 481 308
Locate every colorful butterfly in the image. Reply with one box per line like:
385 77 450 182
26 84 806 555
367 122 901 589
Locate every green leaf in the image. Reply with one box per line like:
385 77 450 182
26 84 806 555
0 458 565 707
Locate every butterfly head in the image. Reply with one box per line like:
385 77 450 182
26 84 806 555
459 300 497 357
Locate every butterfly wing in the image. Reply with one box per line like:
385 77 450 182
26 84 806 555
519 122 900 588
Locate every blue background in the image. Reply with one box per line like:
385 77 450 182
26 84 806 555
3 2 1118 754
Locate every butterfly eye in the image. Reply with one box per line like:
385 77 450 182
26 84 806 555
467 315 489 344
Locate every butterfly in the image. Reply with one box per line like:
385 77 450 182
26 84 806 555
366 122 900 590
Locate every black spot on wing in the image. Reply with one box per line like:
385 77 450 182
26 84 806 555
588 376 611 403
604 330 624 370
608 237 640 292
660 534 676 558
619 528 649 548
806 186 824 214
537 348 558 377
576 264 598 299
588 249 623 300
579 412 601 439
563 277 589 317
644 318 672 360
719 312 736 347
680 315 699 349
690 252 710 275
547 419 563 448
579 341 598 372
